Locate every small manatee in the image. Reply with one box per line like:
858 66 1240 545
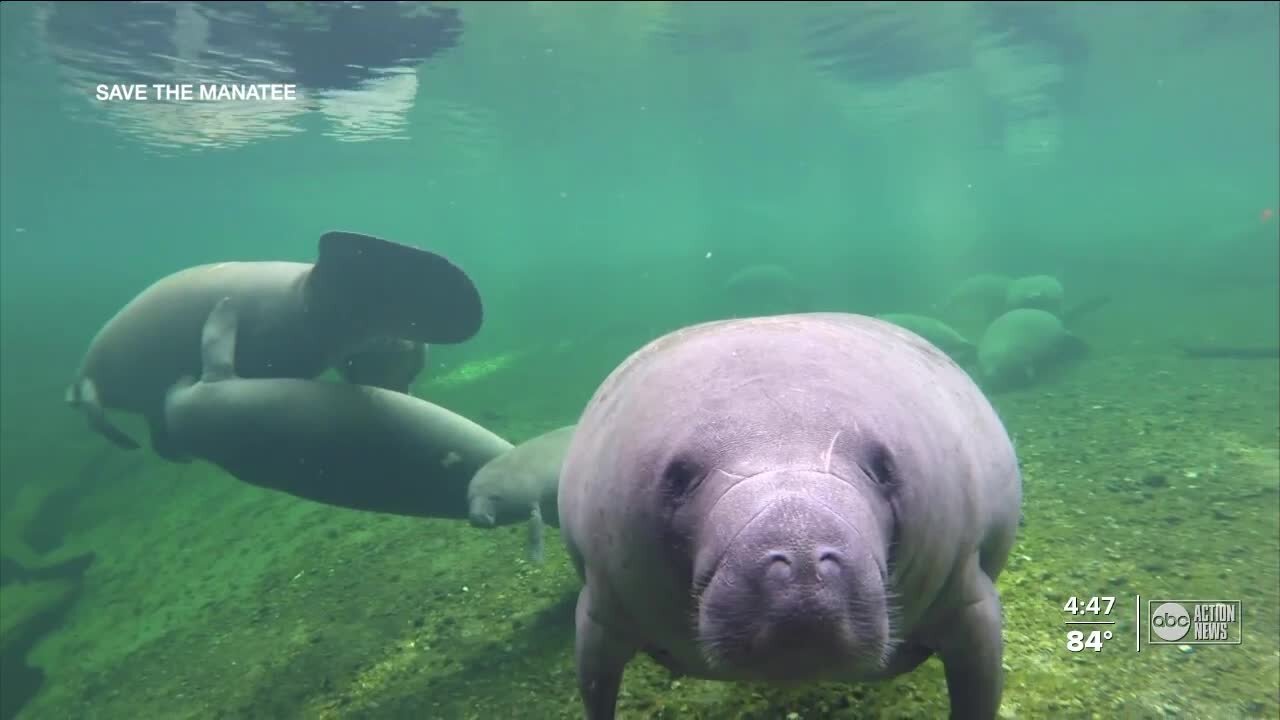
978 308 1087 390
940 273 1012 321
163 298 512 521
876 313 976 363
1005 275 1064 316
468 424 576 564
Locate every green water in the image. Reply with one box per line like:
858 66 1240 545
1 2 1277 719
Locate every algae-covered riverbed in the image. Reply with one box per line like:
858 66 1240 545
2 287 1277 720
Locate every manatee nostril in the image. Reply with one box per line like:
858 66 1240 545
816 549 844 578
765 552 792 582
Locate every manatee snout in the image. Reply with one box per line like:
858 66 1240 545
693 471 890 680
467 495 497 528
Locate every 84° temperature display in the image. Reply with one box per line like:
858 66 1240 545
1062 596 1117 653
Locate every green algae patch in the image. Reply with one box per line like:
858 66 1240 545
424 352 524 390
1 579 76 650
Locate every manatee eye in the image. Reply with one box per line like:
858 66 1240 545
863 441 898 492
662 456 704 498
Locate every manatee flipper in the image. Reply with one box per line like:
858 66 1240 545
527 502 546 564
307 231 484 346
66 378 140 451
201 297 240 382
934 567 1005 720
573 585 636 720
875 642 934 679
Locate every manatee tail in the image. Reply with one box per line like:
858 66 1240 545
65 378 140 451
307 231 484 346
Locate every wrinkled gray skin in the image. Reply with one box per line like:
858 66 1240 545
978 308 1087 391
1004 274 1064 316
468 424 576 564
163 298 512 520
560 313 1022 720
66 231 482 461
875 313 976 364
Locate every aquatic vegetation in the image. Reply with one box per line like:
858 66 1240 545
422 352 523 390
0 579 75 646
3 326 1274 719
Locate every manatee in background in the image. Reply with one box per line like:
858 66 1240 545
468 424 576 564
720 264 808 317
978 308 1088 390
938 273 1012 324
559 313 1022 720
876 312 976 364
162 298 512 520
66 231 483 460
1005 274 1064 316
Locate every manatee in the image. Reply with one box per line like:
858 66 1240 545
66 231 482 460
559 312 1023 720
1004 274 1064 316
337 338 428 394
977 308 1087 390
875 313 976 363
939 273 1012 323
162 297 512 520
468 424 576 564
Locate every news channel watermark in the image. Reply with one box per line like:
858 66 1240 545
1060 596 1244 653
1146 599 1242 646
